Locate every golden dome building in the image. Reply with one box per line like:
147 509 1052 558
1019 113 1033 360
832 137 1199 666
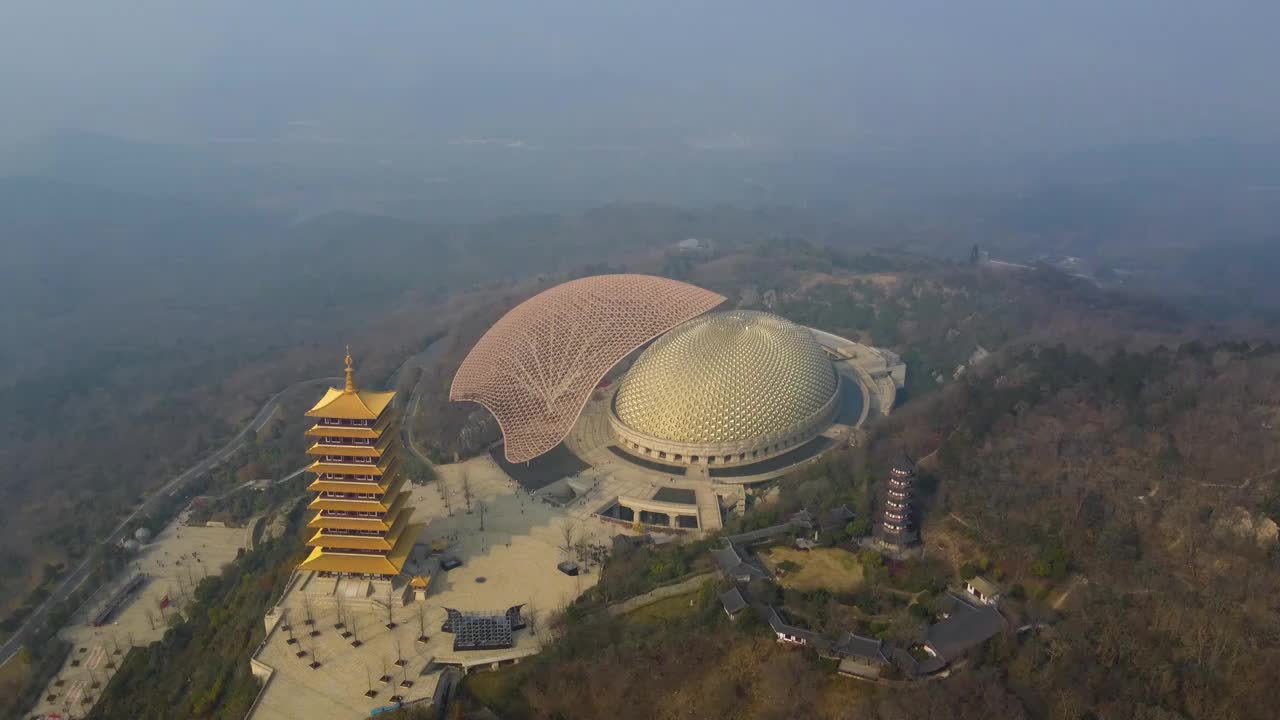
609 310 841 468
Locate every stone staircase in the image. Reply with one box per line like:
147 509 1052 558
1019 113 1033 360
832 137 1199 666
695 487 724 532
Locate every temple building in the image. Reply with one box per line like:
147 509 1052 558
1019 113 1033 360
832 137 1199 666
876 453 919 549
299 350 422 577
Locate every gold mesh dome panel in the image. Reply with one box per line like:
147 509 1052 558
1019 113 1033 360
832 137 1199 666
614 311 838 445
450 275 725 463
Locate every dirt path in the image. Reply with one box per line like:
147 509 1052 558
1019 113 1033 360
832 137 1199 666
1051 575 1087 610
1199 465 1280 489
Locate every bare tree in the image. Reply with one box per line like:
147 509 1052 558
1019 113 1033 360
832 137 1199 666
526 599 538 636
478 500 487 531
559 520 578 560
417 603 429 643
174 573 189 605
143 609 157 631
462 471 473 513
385 583 398 629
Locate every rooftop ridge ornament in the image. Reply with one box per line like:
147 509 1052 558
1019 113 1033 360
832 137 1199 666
344 345 357 393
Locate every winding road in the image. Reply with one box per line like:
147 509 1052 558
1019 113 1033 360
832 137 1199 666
3 335 452 665
0 376 340 665
390 335 449 466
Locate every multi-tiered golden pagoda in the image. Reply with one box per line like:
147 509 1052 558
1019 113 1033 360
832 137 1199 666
299 350 422 577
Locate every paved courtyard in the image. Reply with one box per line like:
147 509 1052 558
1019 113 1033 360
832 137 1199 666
29 514 247 719
249 454 614 720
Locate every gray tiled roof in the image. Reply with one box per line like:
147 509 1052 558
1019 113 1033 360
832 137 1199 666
712 542 768 581
719 587 748 615
820 505 856 528
925 603 1005 662
766 607 831 651
790 509 818 529
831 632 888 663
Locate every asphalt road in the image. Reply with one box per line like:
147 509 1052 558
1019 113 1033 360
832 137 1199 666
0 376 340 665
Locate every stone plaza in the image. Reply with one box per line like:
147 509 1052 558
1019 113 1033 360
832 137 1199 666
29 514 248 719
246 454 613 720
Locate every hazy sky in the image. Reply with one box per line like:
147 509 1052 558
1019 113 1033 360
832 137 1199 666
3 1 1278 150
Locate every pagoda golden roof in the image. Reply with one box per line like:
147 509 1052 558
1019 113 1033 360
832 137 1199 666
297 523 423 576
305 533 394 551
306 443 381 459
307 515 390 532
305 412 395 439
305 387 396 421
305 351 396 420
307 495 396 513
410 575 430 589
307 467 404 496
305 425 378 440
306 512 412 551
307 494 410 532
307 449 398 477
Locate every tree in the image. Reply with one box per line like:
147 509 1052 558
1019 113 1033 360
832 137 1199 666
526 599 538 636
559 521 578 560
846 517 872 538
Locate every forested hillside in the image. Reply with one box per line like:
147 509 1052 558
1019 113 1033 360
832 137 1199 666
438 256 1279 720
892 342 1280 718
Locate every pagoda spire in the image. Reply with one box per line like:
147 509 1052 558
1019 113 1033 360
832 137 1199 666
344 346 357 393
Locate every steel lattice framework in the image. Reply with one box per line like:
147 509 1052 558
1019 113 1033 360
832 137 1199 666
450 274 725 463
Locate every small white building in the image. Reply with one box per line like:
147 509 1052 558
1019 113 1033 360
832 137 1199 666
965 576 1001 605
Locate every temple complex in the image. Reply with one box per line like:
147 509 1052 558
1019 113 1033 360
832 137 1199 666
299 350 422 577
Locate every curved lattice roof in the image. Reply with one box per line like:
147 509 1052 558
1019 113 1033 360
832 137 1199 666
614 310 838 445
450 275 725 462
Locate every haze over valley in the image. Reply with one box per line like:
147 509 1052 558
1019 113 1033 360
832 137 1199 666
3 3 1280 720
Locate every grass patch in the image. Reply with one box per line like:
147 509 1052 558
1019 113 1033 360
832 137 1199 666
761 546 864 593
0 647 34 708
621 591 702 625
462 664 528 718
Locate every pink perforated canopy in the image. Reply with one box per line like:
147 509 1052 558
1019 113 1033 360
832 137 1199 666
450 274 725 462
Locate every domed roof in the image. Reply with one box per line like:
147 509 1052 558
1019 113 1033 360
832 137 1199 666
614 311 838 445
